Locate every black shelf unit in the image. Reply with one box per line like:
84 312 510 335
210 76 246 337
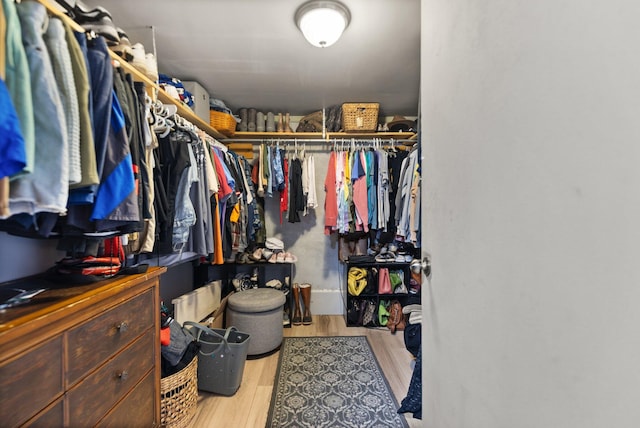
195 262 294 327
343 260 420 327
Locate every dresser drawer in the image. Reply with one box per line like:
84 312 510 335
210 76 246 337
25 398 64 427
67 330 154 426
66 289 154 385
97 371 156 428
0 336 63 427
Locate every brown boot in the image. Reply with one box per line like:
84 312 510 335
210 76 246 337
300 283 312 325
276 113 284 132
284 113 293 133
292 283 302 325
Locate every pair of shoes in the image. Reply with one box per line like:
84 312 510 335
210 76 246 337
284 252 298 263
275 113 293 133
395 254 413 263
265 279 282 289
375 252 396 263
249 247 263 261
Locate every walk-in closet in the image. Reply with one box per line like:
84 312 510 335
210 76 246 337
4 0 636 427
1 0 422 426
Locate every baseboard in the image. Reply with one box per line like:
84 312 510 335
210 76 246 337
310 289 344 315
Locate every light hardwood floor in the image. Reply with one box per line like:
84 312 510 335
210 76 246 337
187 315 421 427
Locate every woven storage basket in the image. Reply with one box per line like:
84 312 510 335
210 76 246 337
342 103 379 132
209 110 237 137
160 355 198 428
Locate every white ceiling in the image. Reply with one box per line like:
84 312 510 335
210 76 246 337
79 0 420 117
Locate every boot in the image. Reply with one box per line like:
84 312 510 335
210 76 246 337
238 108 248 132
256 111 265 132
292 283 302 325
248 108 257 132
300 283 312 325
276 113 284 132
266 112 275 132
284 113 293 133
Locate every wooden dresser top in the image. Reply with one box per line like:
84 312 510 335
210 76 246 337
0 267 166 334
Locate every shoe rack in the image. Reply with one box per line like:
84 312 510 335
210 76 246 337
344 260 420 328
39 0 227 140
194 262 295 328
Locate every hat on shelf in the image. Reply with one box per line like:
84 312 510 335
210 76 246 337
386 115 416 132
265 237 284 250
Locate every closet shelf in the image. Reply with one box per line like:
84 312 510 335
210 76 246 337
39 0 227 141
156 89 226 139
224 131 417 143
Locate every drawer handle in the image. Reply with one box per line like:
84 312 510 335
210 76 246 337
117 370 129 381
116 322 129 333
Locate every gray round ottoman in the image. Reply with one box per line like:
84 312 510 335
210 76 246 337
226 288 286 356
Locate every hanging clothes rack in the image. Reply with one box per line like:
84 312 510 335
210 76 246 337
219 137 416 145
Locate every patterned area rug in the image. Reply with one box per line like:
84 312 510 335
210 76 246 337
266 336 409 428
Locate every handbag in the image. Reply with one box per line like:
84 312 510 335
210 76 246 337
348 267 368 296
182 322 251 396
387 300 406 334
378 268 392 294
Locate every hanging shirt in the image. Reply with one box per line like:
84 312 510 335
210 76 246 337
288 158 304 223
324 151 338 234
377 150 390 231
305 154 318 210
352 150 369 233
280 157 289 224
367 150 377 230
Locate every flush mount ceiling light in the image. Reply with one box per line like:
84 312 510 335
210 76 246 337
295 0 351 48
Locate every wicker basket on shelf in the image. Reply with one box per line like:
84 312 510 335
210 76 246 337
209 110 237 137
160 355 198 428
341 103 380 132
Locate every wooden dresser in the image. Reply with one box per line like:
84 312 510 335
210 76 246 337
0 267 166 427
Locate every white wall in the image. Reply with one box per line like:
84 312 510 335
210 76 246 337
0 232 65 282
421 0 640 427
262 149 344 315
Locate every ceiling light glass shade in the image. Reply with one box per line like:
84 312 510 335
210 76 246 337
295 1 351 48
